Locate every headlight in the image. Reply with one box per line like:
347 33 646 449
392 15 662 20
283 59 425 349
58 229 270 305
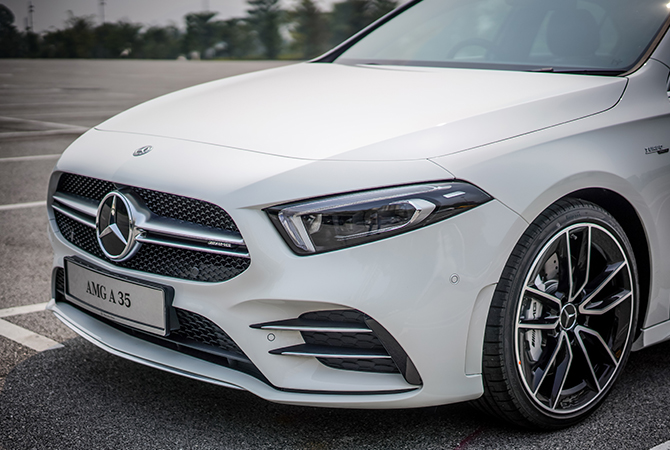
266 181 492 255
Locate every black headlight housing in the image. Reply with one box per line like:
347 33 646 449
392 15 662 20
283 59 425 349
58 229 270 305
266 181 492 256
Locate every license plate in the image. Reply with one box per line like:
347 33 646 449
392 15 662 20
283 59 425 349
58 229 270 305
65 258 170 336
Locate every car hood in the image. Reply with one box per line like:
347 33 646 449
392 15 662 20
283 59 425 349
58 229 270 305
96 62 627 161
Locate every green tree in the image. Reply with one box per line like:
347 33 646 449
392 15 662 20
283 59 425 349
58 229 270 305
329 0 397 47
94 21 142 58
137 25 182 59
41 14 96 58
183 11 218 58
219 18 257 59
21 31 41 57
0 4 22 57
290 0 329 59
247 0 283 59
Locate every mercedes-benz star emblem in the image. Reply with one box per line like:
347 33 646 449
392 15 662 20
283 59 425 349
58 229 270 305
133 145 153 157
96 191 140 261
560 303 578 330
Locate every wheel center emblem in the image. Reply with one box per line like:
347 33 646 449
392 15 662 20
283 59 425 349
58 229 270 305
560 303 578 330
96 191 140 261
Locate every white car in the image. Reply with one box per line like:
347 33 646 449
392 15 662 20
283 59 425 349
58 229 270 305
47 0 670 428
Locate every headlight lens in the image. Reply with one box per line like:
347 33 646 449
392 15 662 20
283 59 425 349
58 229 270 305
266 181 492 255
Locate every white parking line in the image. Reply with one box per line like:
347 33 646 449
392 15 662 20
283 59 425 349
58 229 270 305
0 154 60 163
0 115 86 130
0 201 46 211
651 441 670 450
0 129 87 139
0 302 49 318
0 303 63 352
0 116 88 140
0 319 62 352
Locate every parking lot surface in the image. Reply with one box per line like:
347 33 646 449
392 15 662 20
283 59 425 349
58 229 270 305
1 59 670 450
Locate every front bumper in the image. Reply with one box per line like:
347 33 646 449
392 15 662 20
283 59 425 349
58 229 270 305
49 193 525 408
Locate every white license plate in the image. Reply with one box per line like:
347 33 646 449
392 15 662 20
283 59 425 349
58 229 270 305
65 258 169 336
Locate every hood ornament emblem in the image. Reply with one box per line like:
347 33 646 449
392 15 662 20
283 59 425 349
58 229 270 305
133 145 153 157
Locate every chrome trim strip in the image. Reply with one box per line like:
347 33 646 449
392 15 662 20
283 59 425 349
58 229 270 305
52 203 96 228
52 192 98 217
270 344 391 359
260 325 372 333
251 318 372 333
136 215 245 247
279 350 391 359
136 234 250 259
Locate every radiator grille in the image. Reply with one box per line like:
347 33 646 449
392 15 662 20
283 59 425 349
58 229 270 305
54 211 249 283
52 173 250 283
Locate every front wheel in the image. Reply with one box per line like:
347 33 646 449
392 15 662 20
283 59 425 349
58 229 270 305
477 199 638 429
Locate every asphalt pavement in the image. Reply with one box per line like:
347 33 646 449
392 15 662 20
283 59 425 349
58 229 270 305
1 59 670 450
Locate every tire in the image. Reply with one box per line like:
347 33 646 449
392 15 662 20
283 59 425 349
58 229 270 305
477 198 638 429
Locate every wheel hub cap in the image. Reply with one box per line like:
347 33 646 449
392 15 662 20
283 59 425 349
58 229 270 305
559 303 578 330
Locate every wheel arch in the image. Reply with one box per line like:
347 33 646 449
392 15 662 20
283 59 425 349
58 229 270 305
561 188 651 338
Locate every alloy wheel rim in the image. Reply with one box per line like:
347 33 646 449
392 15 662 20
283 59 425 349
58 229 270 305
514 223 634 414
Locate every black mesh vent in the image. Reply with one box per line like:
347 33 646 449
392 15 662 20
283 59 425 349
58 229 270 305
57 173 115 202
318 358 399 374
56 173 239 233
55 211 105 259
120 244 250 283
172 309 246 357
299 310 399 374
132 187 238 233
301 310 369 325
54 267 65 301
302 331 384 350
54 211 250 283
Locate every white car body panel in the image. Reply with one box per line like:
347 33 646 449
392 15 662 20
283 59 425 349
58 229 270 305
46 7 670 410
48 134 527 404
95 63 627 162
432 59 670 332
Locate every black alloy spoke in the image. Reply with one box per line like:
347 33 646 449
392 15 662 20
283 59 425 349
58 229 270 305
548 333 573 409
530 332 565 394
568 226 590 301
576 325 620 367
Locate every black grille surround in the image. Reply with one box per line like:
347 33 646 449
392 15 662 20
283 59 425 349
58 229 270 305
51 173 250 283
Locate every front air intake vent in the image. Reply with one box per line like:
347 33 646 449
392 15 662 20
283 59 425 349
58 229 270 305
251 309 422 385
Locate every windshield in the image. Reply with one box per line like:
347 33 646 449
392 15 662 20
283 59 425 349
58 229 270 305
335 0 670 74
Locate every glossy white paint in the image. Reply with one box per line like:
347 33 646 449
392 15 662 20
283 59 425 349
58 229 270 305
47 24 670 409
96 63 626 161
432 59 670 331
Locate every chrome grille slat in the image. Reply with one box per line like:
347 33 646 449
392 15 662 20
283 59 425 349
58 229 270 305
136 216 246 248
137 234 250 258
52 203 96 228
52 192 99 217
